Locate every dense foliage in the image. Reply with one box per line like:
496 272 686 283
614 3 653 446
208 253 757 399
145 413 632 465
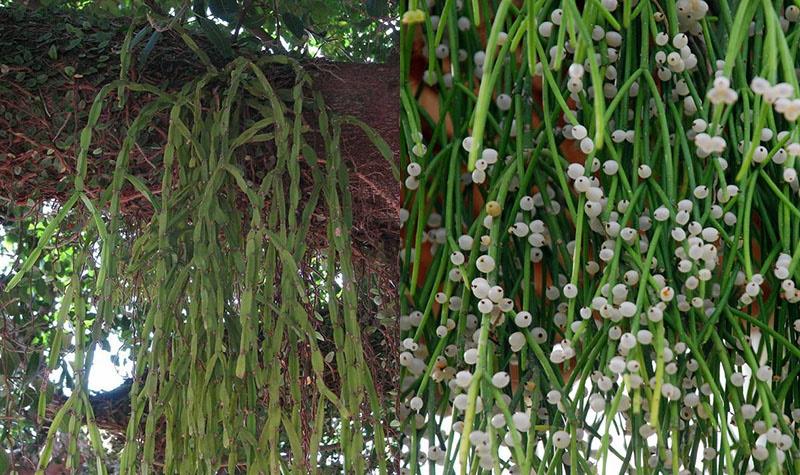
0 0 397 62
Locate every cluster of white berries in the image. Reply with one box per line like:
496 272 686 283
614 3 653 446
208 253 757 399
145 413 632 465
690 118 728 156
676 0 709 34
775 253 800 303
752 76 800 121
707 76 739 105
654 33 699 80
405 132 426 190
401 0 800 472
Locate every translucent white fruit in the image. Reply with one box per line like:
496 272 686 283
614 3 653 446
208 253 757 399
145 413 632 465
608 356 626 374
495 93 512 111
573 176 591 192
647 306 663 322
476 255 496 273
458 234 474 251
568 63 585 78
572 124 588 140
580 137 595 154
538 21 554 37
491 413 506 429
482 148 499 164
585 186 604 201
752 446 769 461
402 338 418 351
653 206 670 221
471 278 490 298
514 311 532 328
745 281 760 297
512 412 531 432
454 394 469 411
756 365 773 381
766 427 782 444
455 370 472 388
563 283 578 299
509 332 526 350
590 395 606 412
510 222 529 237
477 298 493 314
552 430 571 449
619 332 637 349
520 195 535 211
492 371 510 388
464 348 479 365
692 118 707 132
488 285 504 303
584 201 603 218
753 145 768 163
547 390 562 404
784 167 797 183
618 301 637 318
551 9 563 25
602 160 619 175
567 163 585 179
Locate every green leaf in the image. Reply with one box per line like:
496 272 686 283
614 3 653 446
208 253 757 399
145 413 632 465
242 9 266 28
209 0 239 21
130 25 153 49
0 449 8 475
196 16 234 59
138 31 162 70
5 192 80 292
282 12 305 39
48 44 58 60
64 38 82 51
193 0 208 16
25 352 41 380
0 349 20 377
366 0 387 17
235 353 246 378
125 174 161 212
65 23 84 38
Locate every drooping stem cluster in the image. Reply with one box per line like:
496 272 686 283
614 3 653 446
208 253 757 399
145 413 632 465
401 0 800 473
9 44 392 474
